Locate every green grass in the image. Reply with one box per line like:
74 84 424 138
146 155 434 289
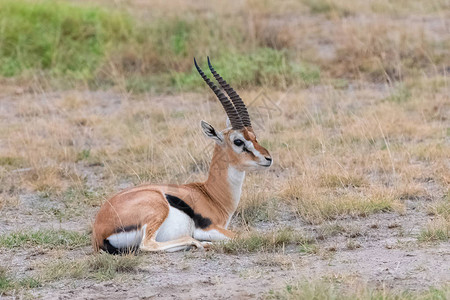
418 219 449 243
429 196 450 220
0 0 446 90
236 200 273 226
385 84 412 103
2 253 141 292
301 0 351 16
0 0 320 91
0 0 131 78
172 49 320 90
43 253 142 282
0 229 90 249
268 280 450 300
0 267 40 293
215 228 315 254
36 184 106 221
419 228 449 242
0 156 26 169
419 197 449 243
62 185 104 208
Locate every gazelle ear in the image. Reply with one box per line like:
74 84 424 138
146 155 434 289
201 120 224 144
225 117 231 128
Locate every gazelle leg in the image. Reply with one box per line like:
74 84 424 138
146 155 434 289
193 225 236 242
213 226 236 239
140 236 205 252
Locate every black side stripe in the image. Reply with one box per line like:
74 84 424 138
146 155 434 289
113 224 139 233
165 194 212 229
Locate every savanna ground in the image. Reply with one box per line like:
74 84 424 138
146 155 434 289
0 0 449 299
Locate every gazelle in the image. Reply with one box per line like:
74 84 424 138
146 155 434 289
92 58 272 253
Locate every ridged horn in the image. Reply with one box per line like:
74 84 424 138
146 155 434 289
207 57 252 128
194 58 244 130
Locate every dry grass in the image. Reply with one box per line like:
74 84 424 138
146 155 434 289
0 2 448 214
317 222 363 240
418 217 449 243
267 278 450 300
0 78 448 225
235 174 279 225
428 193 450 220
323 20 447 81
420 194 450 242
0 0 449 297
42 252 142 282
214 228 315 254
282 177 403 224
1 0 448 90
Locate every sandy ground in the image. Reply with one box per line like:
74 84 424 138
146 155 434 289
1 192 448 299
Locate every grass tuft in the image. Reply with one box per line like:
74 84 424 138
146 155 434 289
283 178 402 224
301 0 352 16
420 196 450 243
385 84 412 103
215 228 315 254
319 174 367 188
267 279 450 300
0 267 40 293
236 175 279 225
418 217 449 243
428 196 450 220
0 156 26 169
0 229 90 249
43 253 142 282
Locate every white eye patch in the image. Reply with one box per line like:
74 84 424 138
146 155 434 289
229 132 262 158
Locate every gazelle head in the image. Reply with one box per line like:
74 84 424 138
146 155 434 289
195 57 272 172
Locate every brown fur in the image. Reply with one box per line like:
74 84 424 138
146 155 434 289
92 127 271 252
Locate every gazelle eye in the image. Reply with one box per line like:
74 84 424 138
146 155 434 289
234 139 244 147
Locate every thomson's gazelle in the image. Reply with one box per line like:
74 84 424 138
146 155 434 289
92 58 272 253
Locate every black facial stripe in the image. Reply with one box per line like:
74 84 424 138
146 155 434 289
165 194 212 229
243 146 255 157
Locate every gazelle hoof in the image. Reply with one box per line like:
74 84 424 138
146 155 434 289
200 241 213 249
192 241 205 251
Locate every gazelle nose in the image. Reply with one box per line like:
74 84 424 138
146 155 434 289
265 157 272 162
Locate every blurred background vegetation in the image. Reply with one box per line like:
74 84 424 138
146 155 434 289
0 0 448 92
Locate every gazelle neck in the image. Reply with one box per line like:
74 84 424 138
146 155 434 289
203 144 245 225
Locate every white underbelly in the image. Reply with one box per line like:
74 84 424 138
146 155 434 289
155 206 195 242
106 224 147 249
